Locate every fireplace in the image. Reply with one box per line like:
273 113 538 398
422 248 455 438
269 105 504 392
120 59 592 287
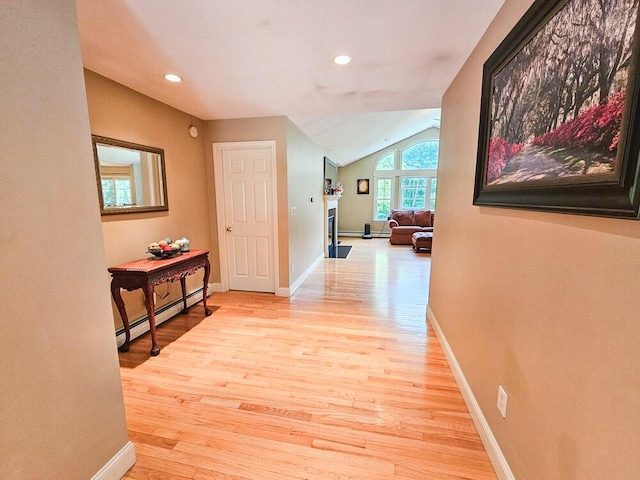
323 194 341 257
328 208 337 258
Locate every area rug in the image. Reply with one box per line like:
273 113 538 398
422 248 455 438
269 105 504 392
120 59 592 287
337 245 352 258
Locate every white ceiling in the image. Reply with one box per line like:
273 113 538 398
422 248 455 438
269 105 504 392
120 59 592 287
76 0 503 165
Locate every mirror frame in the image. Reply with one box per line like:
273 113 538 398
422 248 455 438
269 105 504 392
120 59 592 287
92 135 169 216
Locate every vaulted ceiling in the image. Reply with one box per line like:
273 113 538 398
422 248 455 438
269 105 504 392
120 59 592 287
76 0 504 165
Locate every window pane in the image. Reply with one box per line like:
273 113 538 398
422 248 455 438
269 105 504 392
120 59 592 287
115 179 132 205
375 178 392 220
101 180 116 206
376 200 391 220
401 140 439 169
401 177 427 209
429 178 437 210
376 153 394 170
378 179 391 197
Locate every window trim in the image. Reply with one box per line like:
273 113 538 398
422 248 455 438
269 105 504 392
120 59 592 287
373 176 394 221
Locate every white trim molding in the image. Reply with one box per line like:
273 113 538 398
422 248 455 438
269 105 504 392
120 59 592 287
339 231 390 238
427 306 515 480
91 441 135 480
323 194 341 257
282 253 325 297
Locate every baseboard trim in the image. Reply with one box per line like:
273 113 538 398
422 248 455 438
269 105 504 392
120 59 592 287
276 287 290 297
91 441 135 480
427 306 515 480
115 286 213 347
339 231 389 238
279 253 325 297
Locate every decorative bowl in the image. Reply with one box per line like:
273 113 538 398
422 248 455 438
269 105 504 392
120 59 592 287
147 248 180 259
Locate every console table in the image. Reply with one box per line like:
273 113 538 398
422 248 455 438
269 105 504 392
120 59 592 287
108 249 212 356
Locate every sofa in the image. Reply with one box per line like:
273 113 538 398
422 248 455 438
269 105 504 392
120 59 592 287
388 209 434 245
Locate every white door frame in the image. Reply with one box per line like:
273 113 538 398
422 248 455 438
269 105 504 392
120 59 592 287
212 141 279 293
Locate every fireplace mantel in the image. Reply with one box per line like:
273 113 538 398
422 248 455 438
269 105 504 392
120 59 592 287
323 194 342 204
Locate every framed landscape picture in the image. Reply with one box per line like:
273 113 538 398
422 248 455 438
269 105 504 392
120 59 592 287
473 0 640 218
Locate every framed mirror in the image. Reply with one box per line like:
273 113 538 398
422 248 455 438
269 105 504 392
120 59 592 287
92 135 169 215
324 156 337 192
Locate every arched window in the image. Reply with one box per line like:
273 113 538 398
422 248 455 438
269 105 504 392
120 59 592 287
377 152 395 170
373 139 439 221
401 140 439 169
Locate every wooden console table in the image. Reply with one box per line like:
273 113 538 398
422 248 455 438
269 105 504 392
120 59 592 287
108 249 212 356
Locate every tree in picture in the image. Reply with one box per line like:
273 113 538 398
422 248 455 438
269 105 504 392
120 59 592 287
486 0 638 185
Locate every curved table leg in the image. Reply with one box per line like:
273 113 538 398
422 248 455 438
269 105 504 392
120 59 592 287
203 258 212 316
180 276 189 314
111 280 130 353
142 284 160 356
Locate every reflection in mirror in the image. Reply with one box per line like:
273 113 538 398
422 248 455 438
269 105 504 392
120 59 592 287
324 156 337 190
92 135 168 215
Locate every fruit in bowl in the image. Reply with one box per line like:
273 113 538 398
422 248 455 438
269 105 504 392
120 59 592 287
147 240 181 258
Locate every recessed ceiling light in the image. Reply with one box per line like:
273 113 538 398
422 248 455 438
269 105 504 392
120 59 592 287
164 73 183 83
333 55 352 65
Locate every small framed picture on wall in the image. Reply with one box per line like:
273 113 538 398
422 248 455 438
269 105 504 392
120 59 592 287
357 178 370 195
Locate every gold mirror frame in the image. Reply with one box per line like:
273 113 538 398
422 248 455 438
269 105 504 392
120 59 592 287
92 135 169 215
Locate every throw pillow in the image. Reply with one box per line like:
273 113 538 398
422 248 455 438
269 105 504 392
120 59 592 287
391 209 415 226
414 210 432 227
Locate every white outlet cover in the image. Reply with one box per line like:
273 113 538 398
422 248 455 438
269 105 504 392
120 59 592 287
497 385 508 418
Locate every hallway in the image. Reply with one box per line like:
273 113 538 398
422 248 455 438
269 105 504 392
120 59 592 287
119 237 496 479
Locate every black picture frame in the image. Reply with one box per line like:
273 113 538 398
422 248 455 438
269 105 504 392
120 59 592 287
357 178 370 195
473 0 640 219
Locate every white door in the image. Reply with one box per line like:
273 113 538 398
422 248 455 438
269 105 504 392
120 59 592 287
215 142 277 293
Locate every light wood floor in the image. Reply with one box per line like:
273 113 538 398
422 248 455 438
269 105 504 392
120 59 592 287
119 238 497 479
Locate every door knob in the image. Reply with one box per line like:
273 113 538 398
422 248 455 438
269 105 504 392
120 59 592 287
226 226 232 232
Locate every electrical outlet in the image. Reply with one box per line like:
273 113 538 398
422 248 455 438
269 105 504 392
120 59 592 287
497 385 508 418
290 206 296 216
290 263 295 272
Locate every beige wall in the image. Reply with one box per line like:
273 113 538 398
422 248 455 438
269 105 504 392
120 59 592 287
429 0 640 478
203 116 292 288
338 128 440 235
85 70 211 329
0 2 130 478
287 120 326 278
87 86 326 300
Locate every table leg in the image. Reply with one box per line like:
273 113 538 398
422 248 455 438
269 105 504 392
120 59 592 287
180 276 188 314
111 280 130 353
203 258 212 316
142 284 160 356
